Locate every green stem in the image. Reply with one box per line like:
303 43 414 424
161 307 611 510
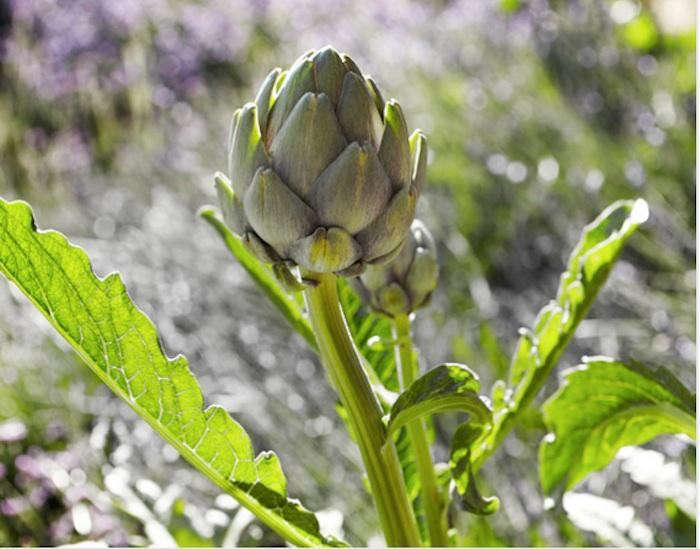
304 273 421 547
393 313 450 548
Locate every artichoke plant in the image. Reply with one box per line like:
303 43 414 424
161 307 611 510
216 46 427 279
354 219 439 317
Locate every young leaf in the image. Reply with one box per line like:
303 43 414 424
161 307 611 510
382 361 494 523
472 199 649 468
449 423 500 515
539 357 696 493
385 363 492 440
199 200 317 352
0 198 345 547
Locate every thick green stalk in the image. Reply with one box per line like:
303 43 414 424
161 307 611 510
304 273 421 547
393 313 450 548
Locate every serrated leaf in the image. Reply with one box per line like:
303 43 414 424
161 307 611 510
539 357 696 493
386 363 492 440
473 199 649 468
449 423 500 515
199 203 317 352
0 198 345 547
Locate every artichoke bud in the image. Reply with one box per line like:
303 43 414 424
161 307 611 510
218 46 427 284
353 220 439 317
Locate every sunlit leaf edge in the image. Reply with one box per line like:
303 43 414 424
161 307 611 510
539 356 696 493
0 198 345 547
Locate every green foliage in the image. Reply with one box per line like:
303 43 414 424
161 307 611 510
539 357 696 493
449 423 500 515
0 1 695 545
0 198 344 547
385 363 491 439
456 516 507 547
472 199 649 468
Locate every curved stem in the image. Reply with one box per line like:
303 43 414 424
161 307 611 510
304 273 421 547
393 313 450 548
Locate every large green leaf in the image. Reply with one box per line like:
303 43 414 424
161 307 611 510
472 199 649 468
0 198 344 547
386 363 492 439
539 357 696 493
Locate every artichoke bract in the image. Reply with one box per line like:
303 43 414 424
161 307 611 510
216 46 427 278
353 219 439 317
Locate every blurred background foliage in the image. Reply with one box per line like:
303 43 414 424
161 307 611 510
0 0 695 546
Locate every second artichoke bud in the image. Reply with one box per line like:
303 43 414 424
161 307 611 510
353 220 439 317
216 46 427 278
